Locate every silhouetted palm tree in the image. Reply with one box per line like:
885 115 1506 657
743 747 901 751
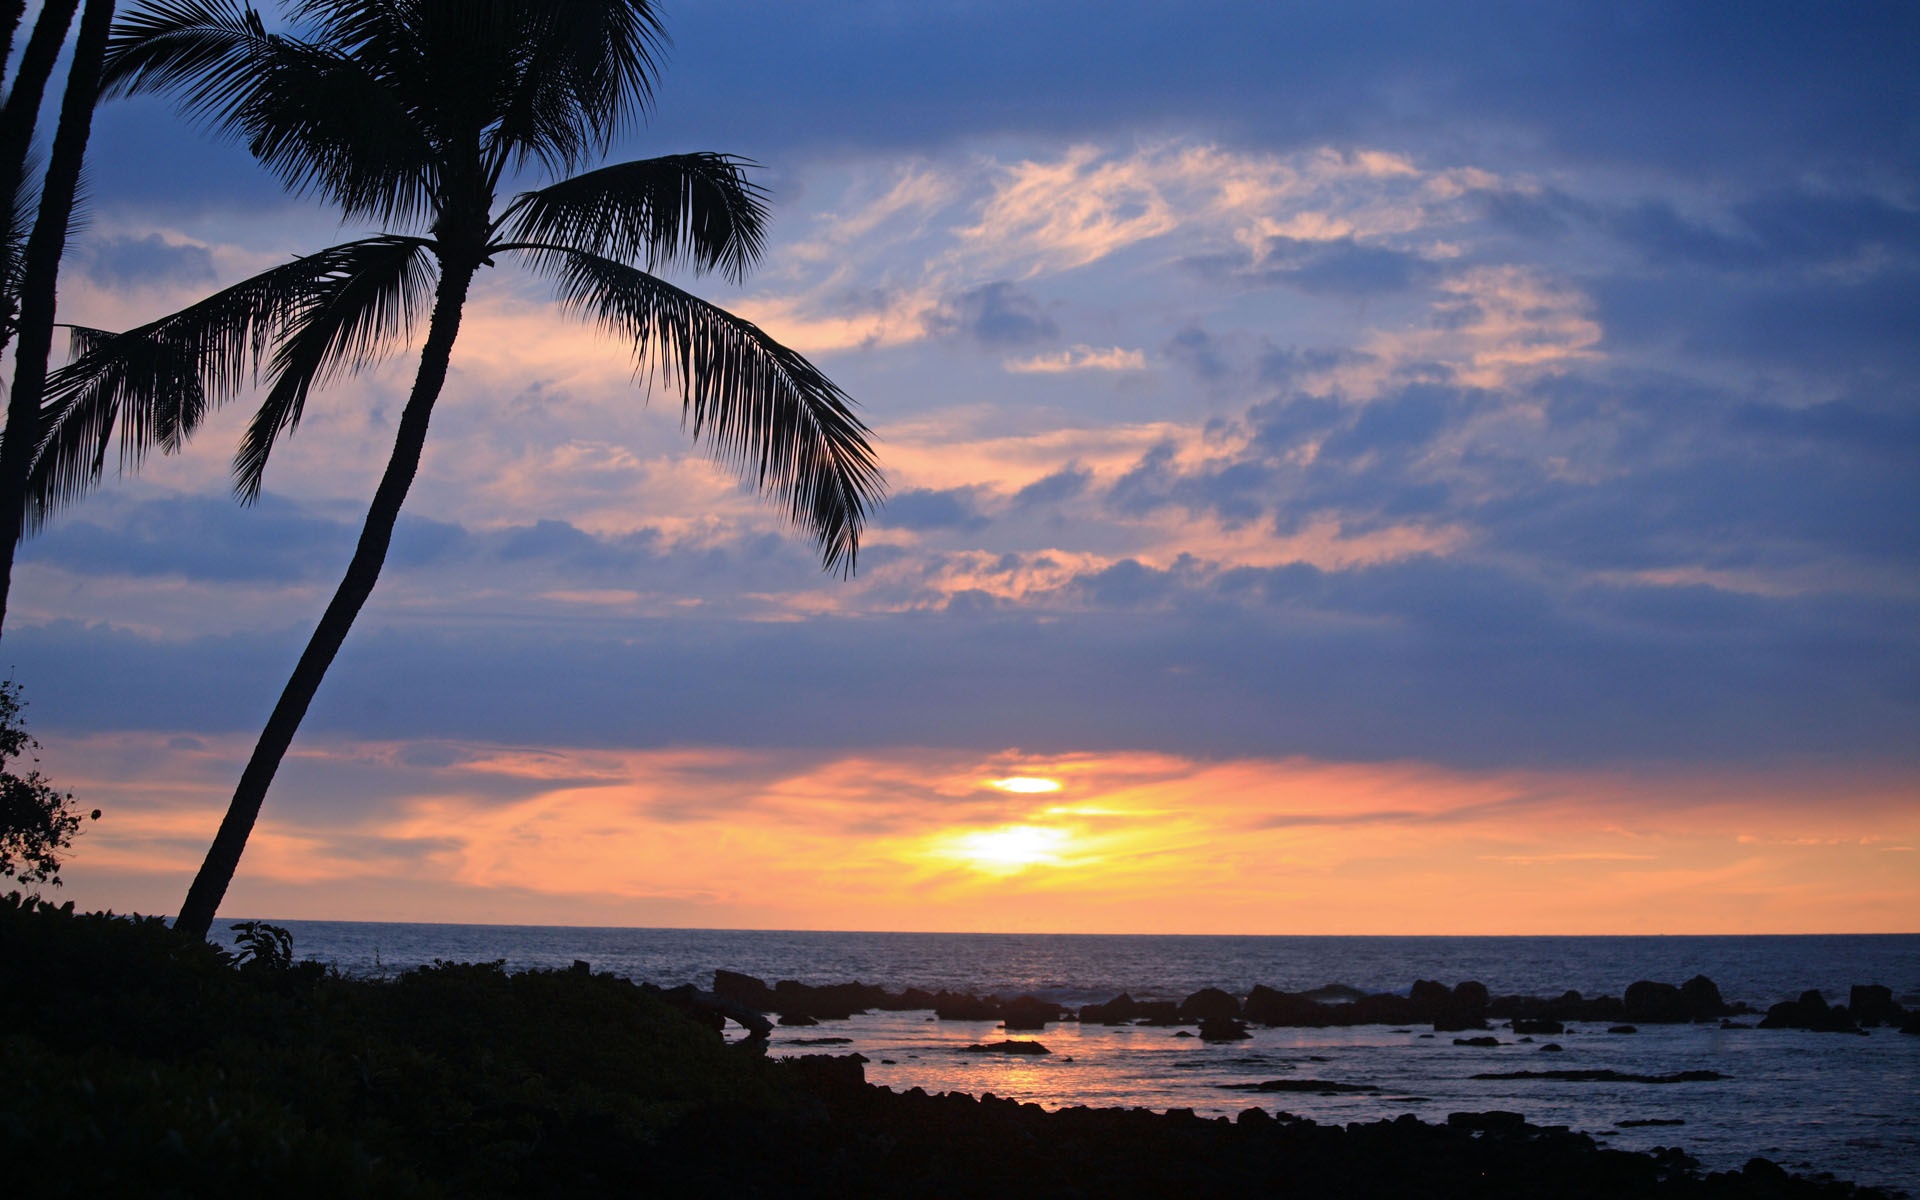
35 0 882 939
0 0 115 635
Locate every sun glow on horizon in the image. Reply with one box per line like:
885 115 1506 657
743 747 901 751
992 776 1063 794
940 824 1073 872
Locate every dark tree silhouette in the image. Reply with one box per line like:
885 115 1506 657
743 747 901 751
0 679 98 888
0 0 82 264
35 0 883 940
0 0 114 634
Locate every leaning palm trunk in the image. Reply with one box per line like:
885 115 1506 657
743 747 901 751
0 2 31 95
0 0 114 636
0 0 81 266
175 262 476 938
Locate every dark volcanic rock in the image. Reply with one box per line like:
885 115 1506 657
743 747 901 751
1242 985 1329 1027
1224 1079 1383 1094
713 968 776 1010
1625 980 1688 1023
1002 995 1064 1030
1410 979 1452 1015
895 987 938 1011
1447 1110 1527 1132
1848 984 1903 1026
1199 1016 1252 1041
959 1040 1050 1055
1607 1025 1639 1034
1452 1036 1500 1047
1471 1069 1729 1084
1512 1018 1564 1035
673 1059 1903 1199
1179 986 1242 1021
1413 980 1491 1031
935 992 1004 1021
1760 990 1862 1033
1078 993 1140 1024
1681 974 1731 1020
773 979 887 1020
1350 992 1418 1024
778 1012 819 1027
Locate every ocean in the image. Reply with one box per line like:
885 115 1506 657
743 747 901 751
224 922 1920 1195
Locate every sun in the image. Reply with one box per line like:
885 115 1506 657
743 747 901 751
991 776 1062 794
945 825 1070 872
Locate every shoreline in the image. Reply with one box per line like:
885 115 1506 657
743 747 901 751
6 899 1910 1197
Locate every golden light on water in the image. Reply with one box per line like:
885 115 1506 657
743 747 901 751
992 776 1062 794
944 825 1071 872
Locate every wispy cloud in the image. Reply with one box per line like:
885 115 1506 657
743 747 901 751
1004 344 1147 374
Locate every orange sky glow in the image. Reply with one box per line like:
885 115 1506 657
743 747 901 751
43 734 1918 935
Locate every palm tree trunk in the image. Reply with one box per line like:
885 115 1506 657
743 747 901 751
0 0 112 638
173 259 479 941
0 2 31 95
0 0 81 308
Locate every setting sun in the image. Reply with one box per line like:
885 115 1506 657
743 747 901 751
943 825 1071 872
991 777 1063 794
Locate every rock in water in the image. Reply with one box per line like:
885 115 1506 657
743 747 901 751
1199 1016 1252 1041
1625 980 1687 1023
1179 986 1242 1021
1759 990 1862 1033
1848 983 1902 1026
959 1040 1050 1055
1681 975 1729 1019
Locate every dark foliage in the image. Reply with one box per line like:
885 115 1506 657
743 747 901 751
0 679 95 885
1 900 1895 1198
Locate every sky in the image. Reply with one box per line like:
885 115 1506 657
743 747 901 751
6 0 1917 933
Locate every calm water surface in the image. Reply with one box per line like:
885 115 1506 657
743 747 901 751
225 922 1920 1194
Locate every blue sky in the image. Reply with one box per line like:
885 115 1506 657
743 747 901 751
9 1 1916 930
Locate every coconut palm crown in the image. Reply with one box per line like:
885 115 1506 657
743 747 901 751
35 0 882 939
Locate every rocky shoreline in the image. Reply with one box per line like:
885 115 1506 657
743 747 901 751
707 969 1920 1037
5 898 1907 1198
648 1051 1904 1198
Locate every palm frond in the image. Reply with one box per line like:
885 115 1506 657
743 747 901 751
108 1 437 226
27 237 433 530
522 245 881 574
485 0 666 175
234 235 435 499
102 0 268 101
499 154 767 283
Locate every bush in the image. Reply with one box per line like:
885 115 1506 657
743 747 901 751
0 679 96 887
0 895 788 1197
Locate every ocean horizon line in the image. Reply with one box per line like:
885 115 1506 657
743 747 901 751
206 917 1920 941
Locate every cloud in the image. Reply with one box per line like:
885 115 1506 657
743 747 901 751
1012 465 1093 508
643 1 1918 187
79 233 218 286
1005 345 1147 374
930 280 1059 346
22 493 353 584
958 144 1182 274
877 487 990 532
1233 236 1431 296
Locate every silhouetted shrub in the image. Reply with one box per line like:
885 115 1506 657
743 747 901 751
0 680 96 887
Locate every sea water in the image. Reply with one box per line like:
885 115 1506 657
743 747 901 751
223 922 1920 1194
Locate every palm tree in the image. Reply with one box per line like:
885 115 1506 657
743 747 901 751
34 0 883 940
0 0 116 635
